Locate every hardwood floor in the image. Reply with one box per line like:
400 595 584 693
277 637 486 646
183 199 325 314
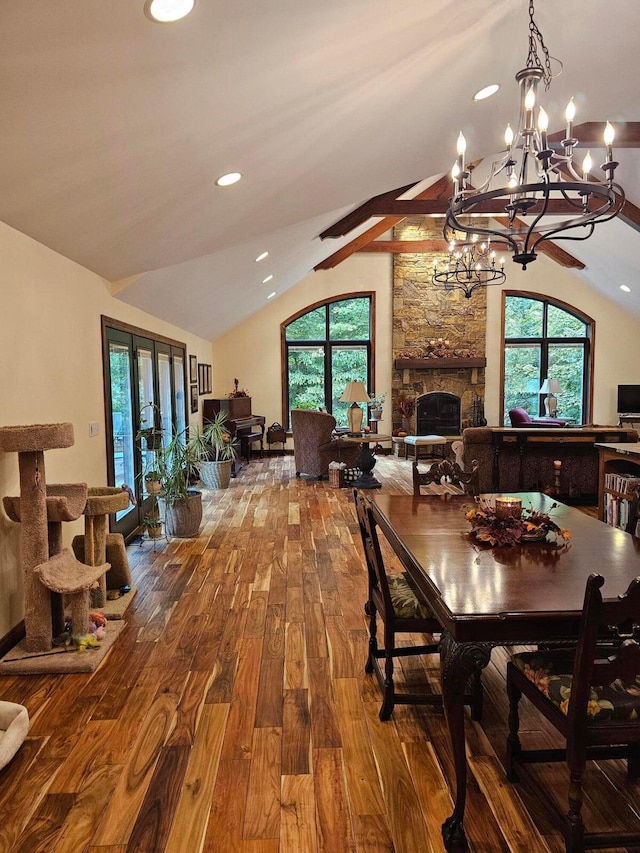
0 454 638 852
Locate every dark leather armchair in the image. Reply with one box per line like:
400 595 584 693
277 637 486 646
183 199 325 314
508 407 567 428
291 409 360 478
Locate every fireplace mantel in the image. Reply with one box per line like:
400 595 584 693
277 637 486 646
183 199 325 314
394 357 486 370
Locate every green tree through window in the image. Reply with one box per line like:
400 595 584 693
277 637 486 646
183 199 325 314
283 296 373 429
503 294 592 425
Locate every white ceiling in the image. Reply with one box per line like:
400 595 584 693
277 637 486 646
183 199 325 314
2 0 639 340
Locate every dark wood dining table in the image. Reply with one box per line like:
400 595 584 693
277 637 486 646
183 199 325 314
369 491 640 851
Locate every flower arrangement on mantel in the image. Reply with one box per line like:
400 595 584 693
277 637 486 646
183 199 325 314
465 498 571 548
228 378 249 398
396 339 478 359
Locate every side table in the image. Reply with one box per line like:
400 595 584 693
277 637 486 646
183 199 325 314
343 434 391 489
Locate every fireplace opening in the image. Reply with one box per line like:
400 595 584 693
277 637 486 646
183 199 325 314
416 392 461 436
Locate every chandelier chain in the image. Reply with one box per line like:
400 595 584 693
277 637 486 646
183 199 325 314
526 0 552 90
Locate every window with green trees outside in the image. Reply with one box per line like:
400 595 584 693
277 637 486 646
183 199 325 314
283 295 373 429
503 294 592 425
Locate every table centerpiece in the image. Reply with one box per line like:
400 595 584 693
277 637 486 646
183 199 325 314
465 498 571 548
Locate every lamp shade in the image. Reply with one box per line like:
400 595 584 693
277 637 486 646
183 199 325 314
339 381 370 403
539 378 563 395
340 381 370 435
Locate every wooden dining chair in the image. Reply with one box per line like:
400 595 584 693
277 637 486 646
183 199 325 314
412 458 480 498
353 490 483 722
506 572 640 852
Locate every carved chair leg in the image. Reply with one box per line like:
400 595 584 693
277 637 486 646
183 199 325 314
379 623 396 721
364 599 377 675
506 672 522 782
565 766 586 853
628 743 640 779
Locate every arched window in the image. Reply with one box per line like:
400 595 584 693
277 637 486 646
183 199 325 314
282 294 374 429
502 292 593 425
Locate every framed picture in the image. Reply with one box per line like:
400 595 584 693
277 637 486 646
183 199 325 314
198 363 212 395
189 355 197 385
190 384 199 413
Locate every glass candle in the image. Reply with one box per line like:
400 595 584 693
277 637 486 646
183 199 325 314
495 497 522 519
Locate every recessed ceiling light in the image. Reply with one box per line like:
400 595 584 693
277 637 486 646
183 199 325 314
255 251 269 263
215 172 242 187
473 83 500 101
267 292 276 300
144 0 195 23
262 274 274 284
620 284 632 293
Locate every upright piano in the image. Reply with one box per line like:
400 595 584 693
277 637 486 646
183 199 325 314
203 397 265 472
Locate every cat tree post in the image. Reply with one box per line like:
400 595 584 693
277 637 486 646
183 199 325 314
81 487 130 608
0 423 74 652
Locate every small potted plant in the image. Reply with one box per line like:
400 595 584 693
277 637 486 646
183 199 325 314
143 469 162 495
143 514 163 539
136 402 163 451
368 393 386 421
199 411 239 489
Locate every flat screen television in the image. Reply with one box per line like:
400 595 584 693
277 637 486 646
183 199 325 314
617 384 640 414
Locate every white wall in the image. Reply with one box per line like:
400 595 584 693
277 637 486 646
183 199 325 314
0 221 213 637
211 252 394 431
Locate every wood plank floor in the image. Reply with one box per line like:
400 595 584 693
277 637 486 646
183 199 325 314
1 454 639 852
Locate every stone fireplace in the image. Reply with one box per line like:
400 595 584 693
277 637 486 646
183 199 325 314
392 217 488 433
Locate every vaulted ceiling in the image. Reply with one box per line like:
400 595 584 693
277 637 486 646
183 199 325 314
2 1 640 340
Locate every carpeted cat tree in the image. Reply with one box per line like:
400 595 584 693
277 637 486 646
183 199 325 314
0 423 124 675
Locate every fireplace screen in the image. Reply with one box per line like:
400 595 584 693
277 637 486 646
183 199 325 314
416 392 461 436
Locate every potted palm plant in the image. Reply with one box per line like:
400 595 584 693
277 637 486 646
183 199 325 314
199 411 238 489
155 427 204 538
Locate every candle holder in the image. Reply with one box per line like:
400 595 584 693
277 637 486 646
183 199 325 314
495 497 522 520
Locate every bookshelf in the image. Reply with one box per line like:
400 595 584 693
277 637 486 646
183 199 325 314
597 442 640 532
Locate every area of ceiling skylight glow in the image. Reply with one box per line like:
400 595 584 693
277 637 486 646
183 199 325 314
473 83 500 101
144 0 195 23
267 292 276 300
620 285 631 292
215 172 242 187
255 251 269 262
262 275 274 284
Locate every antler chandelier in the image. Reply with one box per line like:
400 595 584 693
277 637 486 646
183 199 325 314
445 0 625 270
432 235 506 298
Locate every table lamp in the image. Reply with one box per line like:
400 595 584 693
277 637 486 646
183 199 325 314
539 378 563 418
340 380 370 435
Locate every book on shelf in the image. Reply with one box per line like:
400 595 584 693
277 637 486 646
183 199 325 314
603 471 640 495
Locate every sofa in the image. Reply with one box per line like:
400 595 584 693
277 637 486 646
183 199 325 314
463 425 638 501
508 407 567 428
291 409 360 478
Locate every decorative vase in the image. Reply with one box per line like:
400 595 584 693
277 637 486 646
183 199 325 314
145 524 163 540
199 459 233 490
159 491 203 538
370 408 383 421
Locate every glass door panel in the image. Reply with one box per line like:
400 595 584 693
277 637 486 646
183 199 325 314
109 341 136 523
173 351 186 436
156 348 173 449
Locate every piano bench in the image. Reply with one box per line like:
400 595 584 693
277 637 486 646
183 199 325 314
240 431 263 462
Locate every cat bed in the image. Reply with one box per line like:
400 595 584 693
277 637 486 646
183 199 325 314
0 702 29 769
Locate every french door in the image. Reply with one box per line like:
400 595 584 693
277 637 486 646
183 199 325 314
102 318 188 540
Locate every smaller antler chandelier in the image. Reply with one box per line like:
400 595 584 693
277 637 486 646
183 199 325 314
432 235 506 298
445 0 625 270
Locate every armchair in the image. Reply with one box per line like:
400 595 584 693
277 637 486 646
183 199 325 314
291 409 360 478
508 407 567 428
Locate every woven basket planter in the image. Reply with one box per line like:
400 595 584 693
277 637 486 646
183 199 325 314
199 459 233 490
159 491 203 538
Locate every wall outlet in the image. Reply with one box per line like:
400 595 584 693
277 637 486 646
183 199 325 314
89 422 100 437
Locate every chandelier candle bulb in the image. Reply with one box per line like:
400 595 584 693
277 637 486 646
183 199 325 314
495 497 522 520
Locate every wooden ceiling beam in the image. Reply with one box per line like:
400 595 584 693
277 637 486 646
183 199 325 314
319 182 419 239
315 175 451 271
548 121 640 147
356 240 450 253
